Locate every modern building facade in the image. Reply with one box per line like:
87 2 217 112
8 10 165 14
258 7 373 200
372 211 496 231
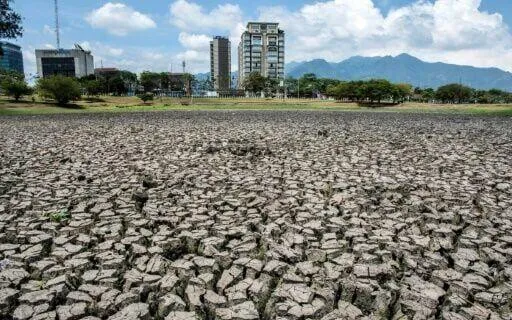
238 22 285 89
210 36 231 92
0 41 24 74
35 45 94 78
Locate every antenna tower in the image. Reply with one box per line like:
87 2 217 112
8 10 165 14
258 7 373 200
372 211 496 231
54 0 61 49
182 61 186 73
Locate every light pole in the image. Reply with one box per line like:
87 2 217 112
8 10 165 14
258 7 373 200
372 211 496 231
297 78 300 99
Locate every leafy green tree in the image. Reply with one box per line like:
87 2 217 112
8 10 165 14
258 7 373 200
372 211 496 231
140 72 160 92
421 88 435 102
1 78 32 101
393 83 413 102
298 73 318 97
336 81 364 101
83 80 102 96
362 79 393 103
264 77 278 96
108 76 127 95
0 0 23 56
436 84 473 103
137 93 154 104
243 72 266 94
36 76 81 105
159 72 171 91
284 77 298 96
0 69 24 82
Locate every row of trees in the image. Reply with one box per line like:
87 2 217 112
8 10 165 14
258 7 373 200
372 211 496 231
241 72 512 104
77 71 196 96
0 72 81 104
2 70 512 105
241 73 341 97
430 85 512 104
326 79 412 103
78 71 138 96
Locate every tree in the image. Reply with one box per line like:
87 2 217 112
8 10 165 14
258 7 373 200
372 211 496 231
83 80 102 96
160 72 170 92
137 93 154 104
436 84 472 103
243 72 266 94
37 76 81 105
0 68 23 82
264 77 278 97
182 73 194 97
0 0 23 56
393 83 413 103
108 76 127 95
421 88 435 102
362 79 394 103
1 78 32 101
334 81 364 101
139 72 160 92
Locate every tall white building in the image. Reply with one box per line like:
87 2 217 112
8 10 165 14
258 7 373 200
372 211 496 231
238 22 285 89
35 44 94 78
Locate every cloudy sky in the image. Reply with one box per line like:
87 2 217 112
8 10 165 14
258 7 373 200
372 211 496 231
10 0 512 76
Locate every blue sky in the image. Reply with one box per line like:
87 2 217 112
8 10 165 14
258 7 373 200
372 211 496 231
9 0 512 76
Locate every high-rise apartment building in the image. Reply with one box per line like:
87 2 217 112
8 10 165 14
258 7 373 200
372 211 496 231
35 44 94 78
0 41 24 74
238 22 285 89
210 36 231 92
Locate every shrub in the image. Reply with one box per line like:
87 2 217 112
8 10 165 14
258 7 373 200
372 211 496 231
83 80 102 97
36 75 81 105
45 209 70 223
1 79 33 101
137 92 154 104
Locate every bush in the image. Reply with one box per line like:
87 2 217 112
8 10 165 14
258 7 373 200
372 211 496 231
1 79 33 101
83 80 102 97
37 76 81 105
137 93 154 104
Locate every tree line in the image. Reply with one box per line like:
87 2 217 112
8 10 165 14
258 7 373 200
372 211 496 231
242 72 512 104
2 69 512 105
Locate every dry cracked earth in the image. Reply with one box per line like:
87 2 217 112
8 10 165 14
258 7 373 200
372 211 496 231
0 111 511 320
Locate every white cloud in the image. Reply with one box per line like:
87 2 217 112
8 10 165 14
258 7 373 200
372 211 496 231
178 33 211 51
170 0 242 32
86 2 156 36
258 0 512 71
78 41 124 58
22 48 37 79
26 0 512 76
169 0 244 73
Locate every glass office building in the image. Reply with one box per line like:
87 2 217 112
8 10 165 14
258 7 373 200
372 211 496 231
35 46 94 78
0 41 24 74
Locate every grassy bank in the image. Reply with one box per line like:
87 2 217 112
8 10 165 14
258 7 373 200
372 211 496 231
1 96 512 116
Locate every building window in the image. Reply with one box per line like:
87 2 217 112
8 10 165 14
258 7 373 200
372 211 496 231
41 57 75 77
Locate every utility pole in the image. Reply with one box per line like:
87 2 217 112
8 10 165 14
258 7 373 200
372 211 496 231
54 0 61 49
297 78 300 99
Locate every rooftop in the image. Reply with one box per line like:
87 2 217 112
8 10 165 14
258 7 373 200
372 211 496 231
0 41 21 49
95 68 118 72
247 22 279 27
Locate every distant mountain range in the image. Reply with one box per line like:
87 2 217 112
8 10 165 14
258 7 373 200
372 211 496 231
286 53 512 91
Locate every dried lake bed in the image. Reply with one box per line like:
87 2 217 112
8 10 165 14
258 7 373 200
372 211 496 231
0 110 511 320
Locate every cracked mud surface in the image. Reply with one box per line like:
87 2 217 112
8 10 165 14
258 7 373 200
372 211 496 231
0 110 511 320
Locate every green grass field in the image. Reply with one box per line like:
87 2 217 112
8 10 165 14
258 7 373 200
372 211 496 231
1 96 512 116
